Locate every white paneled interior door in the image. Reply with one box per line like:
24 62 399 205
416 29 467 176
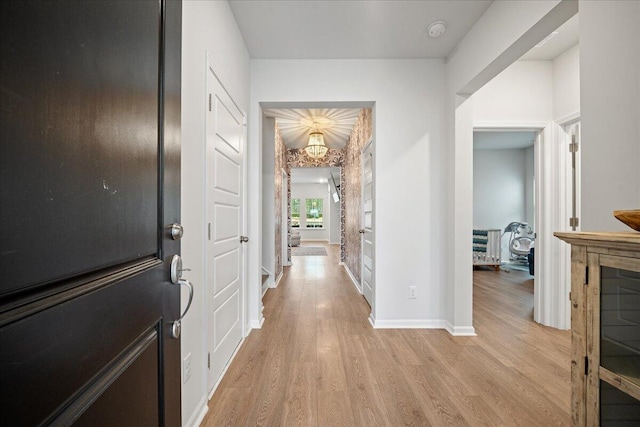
206 62 245 392
361 140 374 307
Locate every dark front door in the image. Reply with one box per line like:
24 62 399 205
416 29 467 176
0 1 182 425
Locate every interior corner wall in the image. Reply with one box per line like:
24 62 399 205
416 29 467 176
343 109 373 283
580 0 640 231
552 44 580 121
251 59 447 323
181 1 250 426
261 117 275 277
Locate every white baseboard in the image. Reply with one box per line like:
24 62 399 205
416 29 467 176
250 315 264 329
371 318 448 329
184 396 208 427
340 262 361 294
261 281 269 297
444 321 477 336
272 270 283 288
207 337 245 400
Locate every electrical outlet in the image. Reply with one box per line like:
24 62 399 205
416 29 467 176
183 353 192 384
409 286 417 299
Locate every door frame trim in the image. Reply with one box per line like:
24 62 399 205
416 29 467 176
474 120 573 329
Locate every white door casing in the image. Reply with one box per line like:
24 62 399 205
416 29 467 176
361 140 374 308
205 60 245 393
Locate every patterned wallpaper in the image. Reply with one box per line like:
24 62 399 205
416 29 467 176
343 108 373 282
274 125 288 278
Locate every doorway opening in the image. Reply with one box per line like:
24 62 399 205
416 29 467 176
467 13 580 331
259 104 375 319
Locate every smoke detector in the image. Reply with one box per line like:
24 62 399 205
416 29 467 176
427 21 446 38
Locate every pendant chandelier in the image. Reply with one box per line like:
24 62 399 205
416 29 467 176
304 123 328 159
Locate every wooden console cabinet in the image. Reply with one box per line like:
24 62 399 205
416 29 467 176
555 232 640 426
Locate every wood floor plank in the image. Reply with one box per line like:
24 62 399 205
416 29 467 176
201 244 571 427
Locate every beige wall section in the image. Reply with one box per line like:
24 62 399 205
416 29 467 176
343 109 373 283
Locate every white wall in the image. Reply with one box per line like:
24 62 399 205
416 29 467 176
291 183 330 241
553 44 580 121
250 59 447 325
261 117 275 275
580 1 640 230
181 2 250 426
473 61 553 123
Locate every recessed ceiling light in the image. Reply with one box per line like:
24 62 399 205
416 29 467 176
427 21 446 38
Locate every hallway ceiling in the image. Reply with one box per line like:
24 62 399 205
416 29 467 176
264 107 362 149
229 0 492 59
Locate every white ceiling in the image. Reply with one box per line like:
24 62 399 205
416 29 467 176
520 14 579 61
264 107 362 149
229 0 492 59
473 131 536 150
290 167 340 185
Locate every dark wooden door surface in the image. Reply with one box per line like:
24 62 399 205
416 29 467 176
0 1 182 425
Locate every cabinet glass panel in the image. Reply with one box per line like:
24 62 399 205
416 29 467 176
600 380 640 426
601 266 640 386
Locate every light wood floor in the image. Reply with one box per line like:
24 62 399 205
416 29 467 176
202 244 571 426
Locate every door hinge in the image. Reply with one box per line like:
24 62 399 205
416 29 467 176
569 217 579 228
570 133 579 152
208 352 211 369
208 223 211 240
585 266 589 285
209 94 212 111
584 356 589 375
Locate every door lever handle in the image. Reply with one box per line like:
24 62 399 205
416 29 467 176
240 235 249 243
359 229 365 234
170 279 193 339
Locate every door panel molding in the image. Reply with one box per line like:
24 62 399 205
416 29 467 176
0 258 161 327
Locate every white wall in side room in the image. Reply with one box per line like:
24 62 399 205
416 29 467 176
473 149 527 227
250 59 446 325
181 1 250 426
291 183 330 242
261 117 275 276
553 44 580 121
580 0 640 230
